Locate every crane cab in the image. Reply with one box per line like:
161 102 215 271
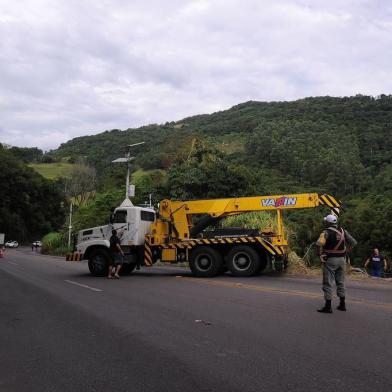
111 205 155 246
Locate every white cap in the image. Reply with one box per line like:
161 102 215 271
324 214 338 224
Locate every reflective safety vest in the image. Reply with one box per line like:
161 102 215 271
324 227 346 256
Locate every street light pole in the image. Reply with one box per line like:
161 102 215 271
112 141 145 202
125 153 130 199
68 201 73 248
123 143 134 199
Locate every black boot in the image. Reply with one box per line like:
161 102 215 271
337 297 346 311
317 300 332 313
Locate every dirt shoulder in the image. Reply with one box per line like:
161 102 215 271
286 252 391 286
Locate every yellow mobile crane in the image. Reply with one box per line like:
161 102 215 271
72 192 340 277
143 193 341 277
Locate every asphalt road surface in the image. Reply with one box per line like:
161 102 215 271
1 247 391 392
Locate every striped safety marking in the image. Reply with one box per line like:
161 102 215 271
319 194 341 216
144 241 153 266
66 252 83 262
160 236 283 256
256 238 284 256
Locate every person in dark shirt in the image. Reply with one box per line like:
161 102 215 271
364 248 387 277
109 229 124 279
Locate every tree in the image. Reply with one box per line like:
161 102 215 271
8 146 43 163
0 149 66 241
65 162 97 206
167 139 256 200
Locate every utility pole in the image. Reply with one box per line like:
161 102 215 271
112 141 145 202
68 201 73 248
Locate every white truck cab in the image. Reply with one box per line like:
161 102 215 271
75 199 155 276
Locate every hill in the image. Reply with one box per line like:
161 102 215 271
49 95 392 260
51 95 392 194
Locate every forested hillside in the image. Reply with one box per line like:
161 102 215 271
52 95 392 197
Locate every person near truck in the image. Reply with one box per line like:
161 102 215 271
108 229 124 279
316 214 357 313
364 249 387 277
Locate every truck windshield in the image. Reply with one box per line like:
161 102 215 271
113 210 127 223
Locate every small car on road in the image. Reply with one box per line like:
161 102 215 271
5 240 19 248
32 240 42 247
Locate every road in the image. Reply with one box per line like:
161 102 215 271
1 247 391 392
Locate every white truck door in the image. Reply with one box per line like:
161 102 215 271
138 210 155 243
111 209 129 245
125 209 139 245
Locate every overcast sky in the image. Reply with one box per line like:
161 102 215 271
0 0 391 150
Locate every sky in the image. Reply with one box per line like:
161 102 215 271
0 0 391 151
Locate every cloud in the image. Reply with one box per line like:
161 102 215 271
0 0 391 150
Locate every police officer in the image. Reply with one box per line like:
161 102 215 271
316 214 357 313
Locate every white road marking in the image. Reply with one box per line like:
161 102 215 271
7 261 19 266
64 280 102 292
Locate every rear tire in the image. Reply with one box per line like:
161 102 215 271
227 245 261 277
121 263 136 275
257 252 271 274
272 256 287 273
88 249 111 277
189 246 223 277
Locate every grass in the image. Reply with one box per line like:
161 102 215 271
29 162 75 179
286 251 378 282
222 211 276 231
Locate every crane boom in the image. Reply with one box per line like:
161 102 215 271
157 193 341 241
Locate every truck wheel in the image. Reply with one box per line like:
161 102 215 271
121 264 136 275
88 249 111 277
227 245 261 277
258 252 270 274
272 256 287 273
189 246 223 277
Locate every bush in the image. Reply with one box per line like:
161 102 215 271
51 246 73 256
41 232 69 255
222 211 276 231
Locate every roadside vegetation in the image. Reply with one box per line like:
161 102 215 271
0 146 66 243
222 212 276 232
41 232 71 256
